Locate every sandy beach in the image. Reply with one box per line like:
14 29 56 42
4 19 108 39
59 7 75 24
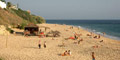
0 24 120 60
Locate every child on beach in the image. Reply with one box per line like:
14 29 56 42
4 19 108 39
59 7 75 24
44 41 46 48
68 50 71 56
92 52 95 60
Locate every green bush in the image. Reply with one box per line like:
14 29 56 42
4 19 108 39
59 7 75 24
0 0 6 2
11 8 46 24
7 2 12 8
19 22 27 29
6 27 14 34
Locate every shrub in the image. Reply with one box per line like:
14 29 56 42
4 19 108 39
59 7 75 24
11 8 46 24
19 22 27 29
0 0 6 2
6 27 14 34
7 2 12 8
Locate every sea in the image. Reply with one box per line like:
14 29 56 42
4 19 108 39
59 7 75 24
46 20 120 40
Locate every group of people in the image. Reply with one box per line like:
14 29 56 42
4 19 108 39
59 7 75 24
67 33 82 40
61 50 95 60
61 50 71 56
93 34 101 39
38 40 46 49
87 32 101 39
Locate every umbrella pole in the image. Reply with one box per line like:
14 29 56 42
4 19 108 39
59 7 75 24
6 35 8 48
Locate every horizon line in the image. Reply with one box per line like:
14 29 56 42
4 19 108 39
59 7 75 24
46 19 120 20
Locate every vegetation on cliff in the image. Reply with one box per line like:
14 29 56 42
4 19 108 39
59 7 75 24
0 0 46 28
11 8 46 24
0 0 6 2
0 8 23 25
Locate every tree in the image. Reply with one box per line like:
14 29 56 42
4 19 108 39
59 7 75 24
7 2 12 8
0 0 6 2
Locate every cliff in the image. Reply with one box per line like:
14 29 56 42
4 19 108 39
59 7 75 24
0 7 46 26
0 8 23 25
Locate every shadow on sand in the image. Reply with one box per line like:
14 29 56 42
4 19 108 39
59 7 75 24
57 54 62 56
15 32 24 36
24 47 39 49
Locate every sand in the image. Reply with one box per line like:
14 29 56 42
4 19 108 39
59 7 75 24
0 24 120 60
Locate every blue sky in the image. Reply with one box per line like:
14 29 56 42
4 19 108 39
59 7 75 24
5 0 120 20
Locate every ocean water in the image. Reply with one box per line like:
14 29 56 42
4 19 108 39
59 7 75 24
46 20 120 40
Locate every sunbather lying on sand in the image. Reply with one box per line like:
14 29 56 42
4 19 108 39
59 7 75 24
65 36 80 40
61 50 68 56
87 34 92 36
93 36 97 38
100 40 103 43
92 45 99 48
61 50 71 56
78 38 83 44
69 37 75 40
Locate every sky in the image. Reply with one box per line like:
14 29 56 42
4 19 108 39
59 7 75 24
5 0 120 20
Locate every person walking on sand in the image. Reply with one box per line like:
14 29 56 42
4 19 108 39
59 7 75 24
38 40 41 49
92 52 95 60
44 41 46 48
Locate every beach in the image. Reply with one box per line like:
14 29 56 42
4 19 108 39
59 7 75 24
0 23 120 60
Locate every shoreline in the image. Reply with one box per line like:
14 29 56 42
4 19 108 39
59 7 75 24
47 23 120 41
77 26 120 41
39 23 120 43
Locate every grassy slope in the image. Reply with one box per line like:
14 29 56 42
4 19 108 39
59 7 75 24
0 8 23 25
0 8 46 26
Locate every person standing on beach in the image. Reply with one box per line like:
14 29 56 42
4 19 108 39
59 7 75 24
92 52 95 60
74 33 78 40
98 34 101 39
78 40 81 44
103 32 106 36
68 50 71 56
38 40 41 49
44 41 46 48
